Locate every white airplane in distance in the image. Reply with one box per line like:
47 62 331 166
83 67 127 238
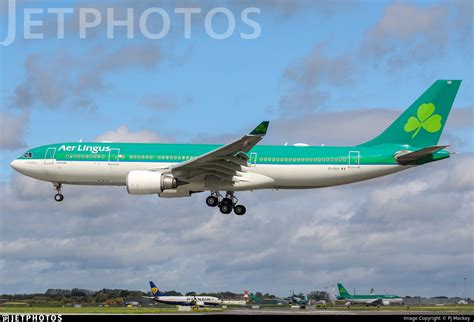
145 281 222 307
10 80 461 215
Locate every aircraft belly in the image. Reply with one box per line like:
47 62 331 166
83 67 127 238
253 164 408 188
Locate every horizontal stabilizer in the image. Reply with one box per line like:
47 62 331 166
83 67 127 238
395 145 448 165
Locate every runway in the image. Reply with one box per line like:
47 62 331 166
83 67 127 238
216 308 474 315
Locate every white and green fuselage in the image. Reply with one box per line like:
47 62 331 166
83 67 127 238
10 142 448 192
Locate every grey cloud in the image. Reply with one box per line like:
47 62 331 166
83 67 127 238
138 94 191 111
445 107 474 130
284 44 354 89
0 111 29 150
279 44 353 115
0 154 472 296
234 0 356 18
454 0 473 46
0 0 6 16
361 1 468 70
10 44 162 110
278 90 330 114
278 1 472 115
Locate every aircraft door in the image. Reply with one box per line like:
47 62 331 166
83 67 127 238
348 150 360 168
44 147 56 165
249 152 257 167
108 148 120 165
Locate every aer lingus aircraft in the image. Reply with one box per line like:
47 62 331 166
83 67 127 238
337 283 403 306
11 80 461 215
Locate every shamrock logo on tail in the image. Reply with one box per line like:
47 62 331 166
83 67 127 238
404 103 442 139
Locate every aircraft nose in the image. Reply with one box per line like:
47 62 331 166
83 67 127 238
10 159 20 171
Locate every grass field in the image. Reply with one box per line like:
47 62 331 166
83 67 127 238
323 305 474 312
0 305 473 314
0 306 223 314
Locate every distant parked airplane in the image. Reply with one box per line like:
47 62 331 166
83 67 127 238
144 281 221 307
337 283 403 306
11 80 461 215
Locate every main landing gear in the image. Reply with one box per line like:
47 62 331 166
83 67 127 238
205 192 246 216
53 182 64 202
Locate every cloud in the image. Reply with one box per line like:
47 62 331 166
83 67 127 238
284 44 354 89
138 94 193 111
360 1 472 70
0 144 472 296
279 44 353 115
9 44 162 110
278 1 472 115
234 0 356 18
95 125 167 143
139 95 177 111
0 111 29 150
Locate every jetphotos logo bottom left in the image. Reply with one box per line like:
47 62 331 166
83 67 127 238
2 314 62 322
0 0 262 46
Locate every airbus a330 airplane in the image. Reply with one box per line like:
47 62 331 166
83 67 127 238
145 281 221 307
11 80 461 215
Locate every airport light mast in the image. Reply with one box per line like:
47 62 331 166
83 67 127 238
464 277 468 300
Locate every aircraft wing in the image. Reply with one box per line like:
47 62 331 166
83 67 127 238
168 121 269 182
367 298 383 305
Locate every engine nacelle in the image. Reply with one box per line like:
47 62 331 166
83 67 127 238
126 170 177 195
382 300 390 306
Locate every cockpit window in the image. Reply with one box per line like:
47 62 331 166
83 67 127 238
22 152 33 158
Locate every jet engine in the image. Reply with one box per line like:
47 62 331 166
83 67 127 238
126 170 177 195
382 300 390 306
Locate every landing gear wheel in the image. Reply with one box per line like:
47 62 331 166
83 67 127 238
221 197 232 206
233 205 246 216
53 182 64 202
219 203 232 214
206 196 219 207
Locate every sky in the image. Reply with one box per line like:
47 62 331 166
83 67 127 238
0 0 473 297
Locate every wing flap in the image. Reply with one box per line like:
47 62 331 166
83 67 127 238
170 121 269 181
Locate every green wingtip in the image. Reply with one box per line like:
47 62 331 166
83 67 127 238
250 121 269 135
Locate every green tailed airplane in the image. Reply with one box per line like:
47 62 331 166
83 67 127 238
11 80 461 215
337 283 403 306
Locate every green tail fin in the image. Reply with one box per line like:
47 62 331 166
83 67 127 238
337 283 350 297
360 80 461 148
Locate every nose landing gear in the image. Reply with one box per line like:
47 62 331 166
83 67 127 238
205 191 246 215
53 182 64 202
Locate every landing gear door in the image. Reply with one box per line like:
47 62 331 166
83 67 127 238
249 152 257 167
348 150 360 168
44 147 56 165
108 148 120 165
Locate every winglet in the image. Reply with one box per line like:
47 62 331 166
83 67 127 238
249 121 269 136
